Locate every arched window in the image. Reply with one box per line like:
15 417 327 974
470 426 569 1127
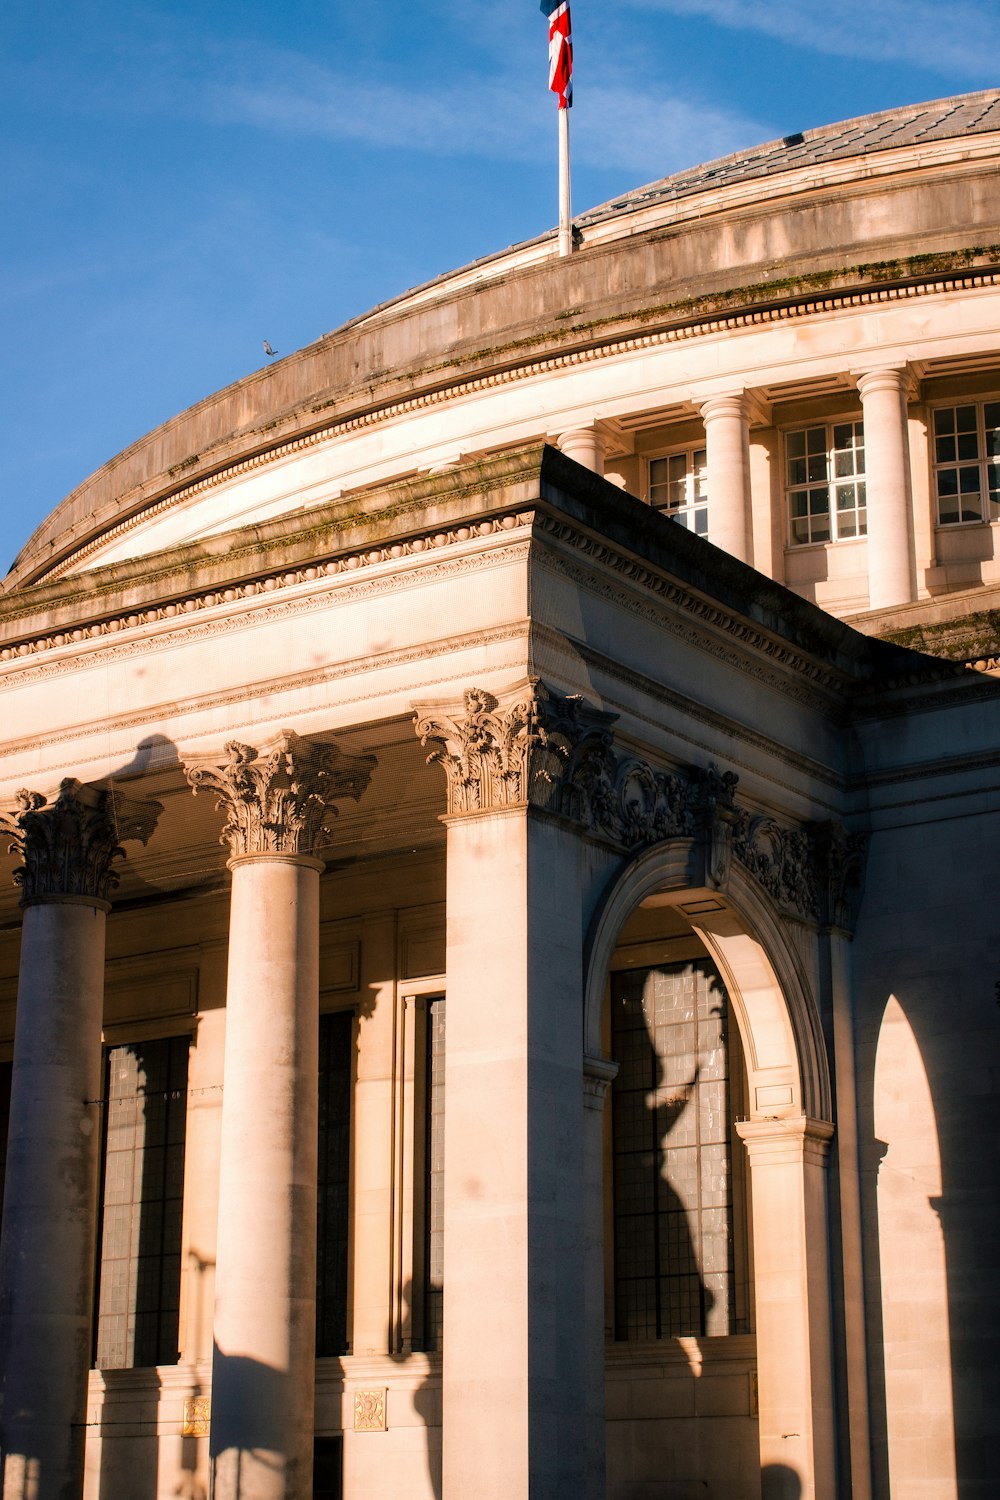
610 958 750 1340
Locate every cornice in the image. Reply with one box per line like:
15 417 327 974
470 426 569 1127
529 624 848 801
19 266 1000 590
531 522 853 709
0 514 535 677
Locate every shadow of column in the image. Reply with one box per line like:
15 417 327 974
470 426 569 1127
97 1369 162 1500
761 1462 802 1500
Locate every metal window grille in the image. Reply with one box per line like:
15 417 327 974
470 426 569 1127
933 402 1000 525
611 962 740 1340
95 1036 188 1369
316 1009 353 1357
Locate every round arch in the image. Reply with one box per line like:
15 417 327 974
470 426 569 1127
583 839 832 1123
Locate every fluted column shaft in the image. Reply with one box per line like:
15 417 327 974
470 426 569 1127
700 393 752 563
856 368 916 609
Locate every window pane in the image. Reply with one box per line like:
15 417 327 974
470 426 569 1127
422 998 446 1352
96 1037 188 1370
611 963 738 1340
316 1011 353 1357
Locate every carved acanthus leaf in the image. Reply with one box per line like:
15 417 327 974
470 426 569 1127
0 779 162 902
731 812 819 921
416 681 867 931
414 681 618 818
185 731 376 859
809 820 869 931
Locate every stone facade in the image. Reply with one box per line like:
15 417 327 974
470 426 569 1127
0 92 998 1500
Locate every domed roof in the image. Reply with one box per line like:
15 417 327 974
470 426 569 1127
7 89 1000 594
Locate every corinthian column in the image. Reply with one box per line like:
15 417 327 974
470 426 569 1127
0 780 160 1500
187 733 374 1500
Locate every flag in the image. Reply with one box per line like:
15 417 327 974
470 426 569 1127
540 0 572 109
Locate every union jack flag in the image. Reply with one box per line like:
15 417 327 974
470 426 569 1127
540 0 572 109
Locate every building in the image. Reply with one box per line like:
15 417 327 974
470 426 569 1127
0 91 998 1500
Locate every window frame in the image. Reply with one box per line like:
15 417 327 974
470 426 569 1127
645 446 709 537
784 418 867 548
93 1031 191 1371
930 398 1000 528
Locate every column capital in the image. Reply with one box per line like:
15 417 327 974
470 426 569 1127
699 390 748 423
852 364 919 401
583 1054 618 1110
736 1114 834 1165
0 779 162 904
554 424 607 473
185 731 376 862
415 679 617 822
698 389 771 427
808 819 868 933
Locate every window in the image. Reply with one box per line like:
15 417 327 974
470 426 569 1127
421 997 446 1352
786 422 866 544
0 1061 11 1237
648 449 709 535
316 1010 353 1357
932 403 1000 525
95 1036 188 1369
611 962 744 1341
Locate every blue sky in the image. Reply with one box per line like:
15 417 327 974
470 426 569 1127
2 0 998 574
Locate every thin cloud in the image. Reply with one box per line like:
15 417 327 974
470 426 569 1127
196 48 767 182
625 0 1000 76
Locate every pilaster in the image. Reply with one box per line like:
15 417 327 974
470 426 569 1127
736 1117 838 1500
416 682 612 1500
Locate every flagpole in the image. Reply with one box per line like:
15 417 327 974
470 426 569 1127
558 105 572 256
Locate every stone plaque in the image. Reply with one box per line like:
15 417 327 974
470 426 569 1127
182 1396 210 1437
353 1388 387 1431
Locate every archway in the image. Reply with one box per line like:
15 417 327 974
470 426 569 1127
584 841 837 1500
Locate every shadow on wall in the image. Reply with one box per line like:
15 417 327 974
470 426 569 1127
209 1348 297 1496
761 1465 801 1500
398 1278 442 1500
97 1370 161 1500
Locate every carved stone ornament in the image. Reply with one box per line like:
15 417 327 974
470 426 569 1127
809 819 869 932
185 731 376 860
416 681 868 930
353 1388 387 1432
414 680 619 818
0 778 162 903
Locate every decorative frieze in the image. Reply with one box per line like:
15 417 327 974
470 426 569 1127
185 731 376 860
417 681 867 929
24 268 998 593
0 778 162 903
0 513 535 668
